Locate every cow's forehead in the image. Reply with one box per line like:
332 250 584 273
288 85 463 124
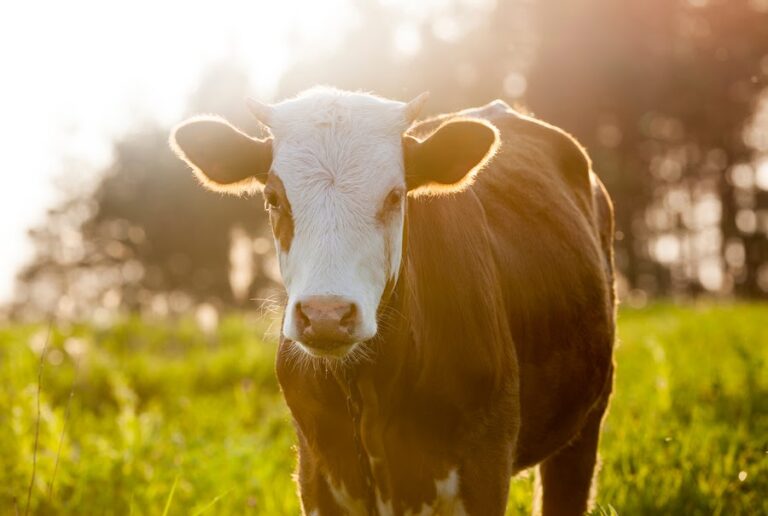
269 88 409 192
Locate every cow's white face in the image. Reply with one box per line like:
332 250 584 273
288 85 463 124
171 87 498 359
266 92 410 354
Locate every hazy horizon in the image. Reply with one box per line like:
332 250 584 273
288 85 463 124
0 0 365 303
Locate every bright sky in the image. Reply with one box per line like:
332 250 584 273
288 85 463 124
0 0 362 302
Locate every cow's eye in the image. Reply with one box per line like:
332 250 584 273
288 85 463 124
385 188 404 209
264 190 281 212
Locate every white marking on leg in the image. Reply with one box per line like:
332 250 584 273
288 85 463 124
403 468 468 516
376 489 395 516
326 476 367 514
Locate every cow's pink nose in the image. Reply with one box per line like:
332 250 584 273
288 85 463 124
294 296 358 350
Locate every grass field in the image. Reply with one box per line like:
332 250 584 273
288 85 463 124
1 303 766 515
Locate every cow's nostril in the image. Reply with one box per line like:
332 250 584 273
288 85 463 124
294 302 311 334
339 303 357 332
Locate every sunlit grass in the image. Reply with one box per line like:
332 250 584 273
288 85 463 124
1 304 766 514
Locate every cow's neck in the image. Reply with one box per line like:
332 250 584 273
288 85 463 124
346 199 513 416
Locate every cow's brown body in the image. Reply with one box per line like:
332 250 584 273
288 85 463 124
276 101 616 516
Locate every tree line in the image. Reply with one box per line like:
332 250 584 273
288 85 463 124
13 0 768 319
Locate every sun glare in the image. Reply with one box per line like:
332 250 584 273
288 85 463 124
0 0 356 300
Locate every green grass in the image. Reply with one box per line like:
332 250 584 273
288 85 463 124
1 303 766 515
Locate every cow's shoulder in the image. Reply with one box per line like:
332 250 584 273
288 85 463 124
509 113 591 203
483 104 592 207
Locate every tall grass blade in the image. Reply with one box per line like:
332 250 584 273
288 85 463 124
48 357 78 500
192 488 234 516
24 322 52 516
161 475 179 516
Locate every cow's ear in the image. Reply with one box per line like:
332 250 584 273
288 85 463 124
170 116 272 195
404 119 499 194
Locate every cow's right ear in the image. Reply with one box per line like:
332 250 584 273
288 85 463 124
169 116 272 194
403 119 498 195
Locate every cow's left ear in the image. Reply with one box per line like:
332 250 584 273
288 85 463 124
170 116 272 195
403 119 499 194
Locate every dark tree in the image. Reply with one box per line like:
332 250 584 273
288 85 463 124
527 0 768 297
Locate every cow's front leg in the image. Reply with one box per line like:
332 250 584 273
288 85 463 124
295 432 347 516
294 426 372 515
458 444 515 516
535 385 612 516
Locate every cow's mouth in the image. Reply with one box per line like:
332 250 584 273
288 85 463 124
295 340 357 359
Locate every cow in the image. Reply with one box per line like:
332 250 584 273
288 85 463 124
170 87 616 516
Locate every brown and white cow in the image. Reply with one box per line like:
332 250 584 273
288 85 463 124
170 87 616 516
